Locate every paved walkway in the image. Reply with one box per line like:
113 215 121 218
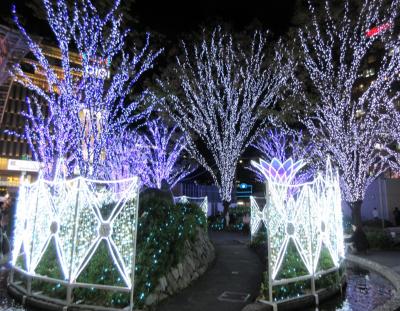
156 231 264 311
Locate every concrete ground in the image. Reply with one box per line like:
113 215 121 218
156 231 264 311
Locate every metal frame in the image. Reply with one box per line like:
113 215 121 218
251 161 345 307
10 266 131 311
9 175 140 310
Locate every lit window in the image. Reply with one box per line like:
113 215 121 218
374 143 382 150
364 68 375 77
356 109 365 118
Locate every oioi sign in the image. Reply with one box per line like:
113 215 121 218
80 53 111 80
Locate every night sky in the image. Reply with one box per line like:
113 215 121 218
134 0 296 38
1 0 297 41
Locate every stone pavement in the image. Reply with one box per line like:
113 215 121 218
156 231 264 311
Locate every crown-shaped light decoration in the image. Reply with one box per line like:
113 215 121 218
251 158 306 184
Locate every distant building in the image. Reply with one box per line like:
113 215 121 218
0 24 80 193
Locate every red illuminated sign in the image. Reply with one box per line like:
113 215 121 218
366 22 392 38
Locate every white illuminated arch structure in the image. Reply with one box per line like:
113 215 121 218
9 170 140 310
251 158 345 306
249 196 267 237
174 195 209 217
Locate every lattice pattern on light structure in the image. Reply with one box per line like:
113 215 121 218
174 195 208 217
251 158 344 281
12 173 139 288
249 196 266 236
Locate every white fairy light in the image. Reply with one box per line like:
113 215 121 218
10 0 162 179
12 172 139 288
252 157 344 280
297 0 400 224
161 26 294 211
140 119 197 189
249 196 266 237
174 195 208 217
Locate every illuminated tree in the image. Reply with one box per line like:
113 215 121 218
162 26 294 214
101 131 148 182
11 0 161 178
297 0 400 226
385 116 400 174
250 129 314 184
15 96 79 179
140 118 196 189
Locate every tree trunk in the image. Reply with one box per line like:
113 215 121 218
223 201 230 227
349 201 363 229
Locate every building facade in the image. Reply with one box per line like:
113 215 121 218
0 25 81 193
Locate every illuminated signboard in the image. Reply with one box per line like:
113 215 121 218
80 53 111 80
236 183 253 198
366 22 392 38
8 159 40 172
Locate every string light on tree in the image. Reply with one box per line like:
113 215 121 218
140 118 197 189
10 0 162 179
297 0 400 227
161 26 294 215
101 131 149 184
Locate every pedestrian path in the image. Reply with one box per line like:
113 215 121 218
156 231 264 311
0 231 264 311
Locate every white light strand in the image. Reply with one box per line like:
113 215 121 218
297 0 400 204
174 195 209 217
161 26 294 205
140 119 197 189
12 171 139 288
10 0 162 179
252 158 344 280
249 196 266 237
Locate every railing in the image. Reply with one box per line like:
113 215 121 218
251 159 345 309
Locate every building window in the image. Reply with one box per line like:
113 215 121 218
364 68 375 78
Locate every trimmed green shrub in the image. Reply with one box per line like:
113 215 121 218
365 227 394 249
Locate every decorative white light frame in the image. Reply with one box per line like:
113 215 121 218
249 196 267 238
251 158 345 304
174 195 209 217
9 172 140 310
